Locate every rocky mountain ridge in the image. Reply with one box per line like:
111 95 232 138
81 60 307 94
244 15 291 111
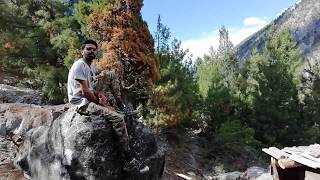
236 0 320 63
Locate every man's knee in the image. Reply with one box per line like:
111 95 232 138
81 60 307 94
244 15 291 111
83 103 107 115
80 103 126 124
110 111 125 123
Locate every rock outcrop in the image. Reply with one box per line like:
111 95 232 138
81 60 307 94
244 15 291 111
0 103 70 166
0 84 43 105
240 166 271 180
207 166 271 180
211 171 243 180
0 103 166 180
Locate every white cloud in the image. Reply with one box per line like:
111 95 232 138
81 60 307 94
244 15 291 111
181 17 270 60
229 21 268 45
243 17 268 26
181 33 219 60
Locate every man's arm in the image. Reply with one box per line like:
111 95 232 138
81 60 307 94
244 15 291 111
78 79 99 104
80 84 115 111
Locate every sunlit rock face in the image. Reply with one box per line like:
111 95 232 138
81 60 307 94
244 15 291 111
0 104 166 180
236 0 320 63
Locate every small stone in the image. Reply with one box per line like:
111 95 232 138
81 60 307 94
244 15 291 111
187 171 196 176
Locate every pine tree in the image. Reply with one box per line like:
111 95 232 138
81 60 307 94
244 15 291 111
300 58 320 143
197 26 239 96
155 15 170 64
217 26 233 57
148 17 200 127
0 0 82 104
74 0 112 38
197 47 257 146
246 27 303 146
88 0 159 106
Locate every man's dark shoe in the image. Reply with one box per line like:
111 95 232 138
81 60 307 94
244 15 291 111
123 158 149 174
77 106 90 116
126 109 140 116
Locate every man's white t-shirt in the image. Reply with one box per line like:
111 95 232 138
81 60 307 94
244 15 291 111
67 58 96 108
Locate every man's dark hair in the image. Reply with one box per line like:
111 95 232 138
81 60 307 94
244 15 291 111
81 39 98 50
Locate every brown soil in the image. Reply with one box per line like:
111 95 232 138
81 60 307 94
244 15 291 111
0 163 24 180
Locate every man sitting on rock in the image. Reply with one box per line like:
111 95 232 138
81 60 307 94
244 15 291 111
67 39 149 174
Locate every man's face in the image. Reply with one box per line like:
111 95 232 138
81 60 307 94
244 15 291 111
82 44 97 61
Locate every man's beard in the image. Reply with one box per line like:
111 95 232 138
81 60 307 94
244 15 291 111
86 53 96 61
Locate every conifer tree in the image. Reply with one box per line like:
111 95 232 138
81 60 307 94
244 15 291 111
218 26 233 56
197 26 239 96
0 0 81 104
247 27 303 146
88 0 159 105
300 58 320 143
148 16 199 127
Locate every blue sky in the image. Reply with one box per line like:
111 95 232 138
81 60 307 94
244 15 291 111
141 0 299 58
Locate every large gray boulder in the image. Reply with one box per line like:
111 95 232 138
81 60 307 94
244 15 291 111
211 171 243 180
0 103 70 167
240 166 271 180
0 103 166 180
208 167 271 180
0 103 69 137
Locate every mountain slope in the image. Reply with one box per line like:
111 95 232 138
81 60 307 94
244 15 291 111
236 0 320 62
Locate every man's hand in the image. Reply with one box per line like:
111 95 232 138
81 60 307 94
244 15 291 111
78 79 99 104
98 93 108 107
96 92 116 111
92 90 107 106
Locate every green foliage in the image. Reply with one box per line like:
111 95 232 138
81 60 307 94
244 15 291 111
197 28 236 116
300 59 320 143
25 65 68 104
75 0 113 37
265 26 302 77
0 0 103 104
50 28 81 68
217 120 259 146
149 16 201 127
217 26 233 56
237 50 264 107
197 56 220 97
195 26 257 147
2 0 319 150
203 65 231 129
243 26 303 146
195 25 309 148
154 15 170 57
197 26 239 98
